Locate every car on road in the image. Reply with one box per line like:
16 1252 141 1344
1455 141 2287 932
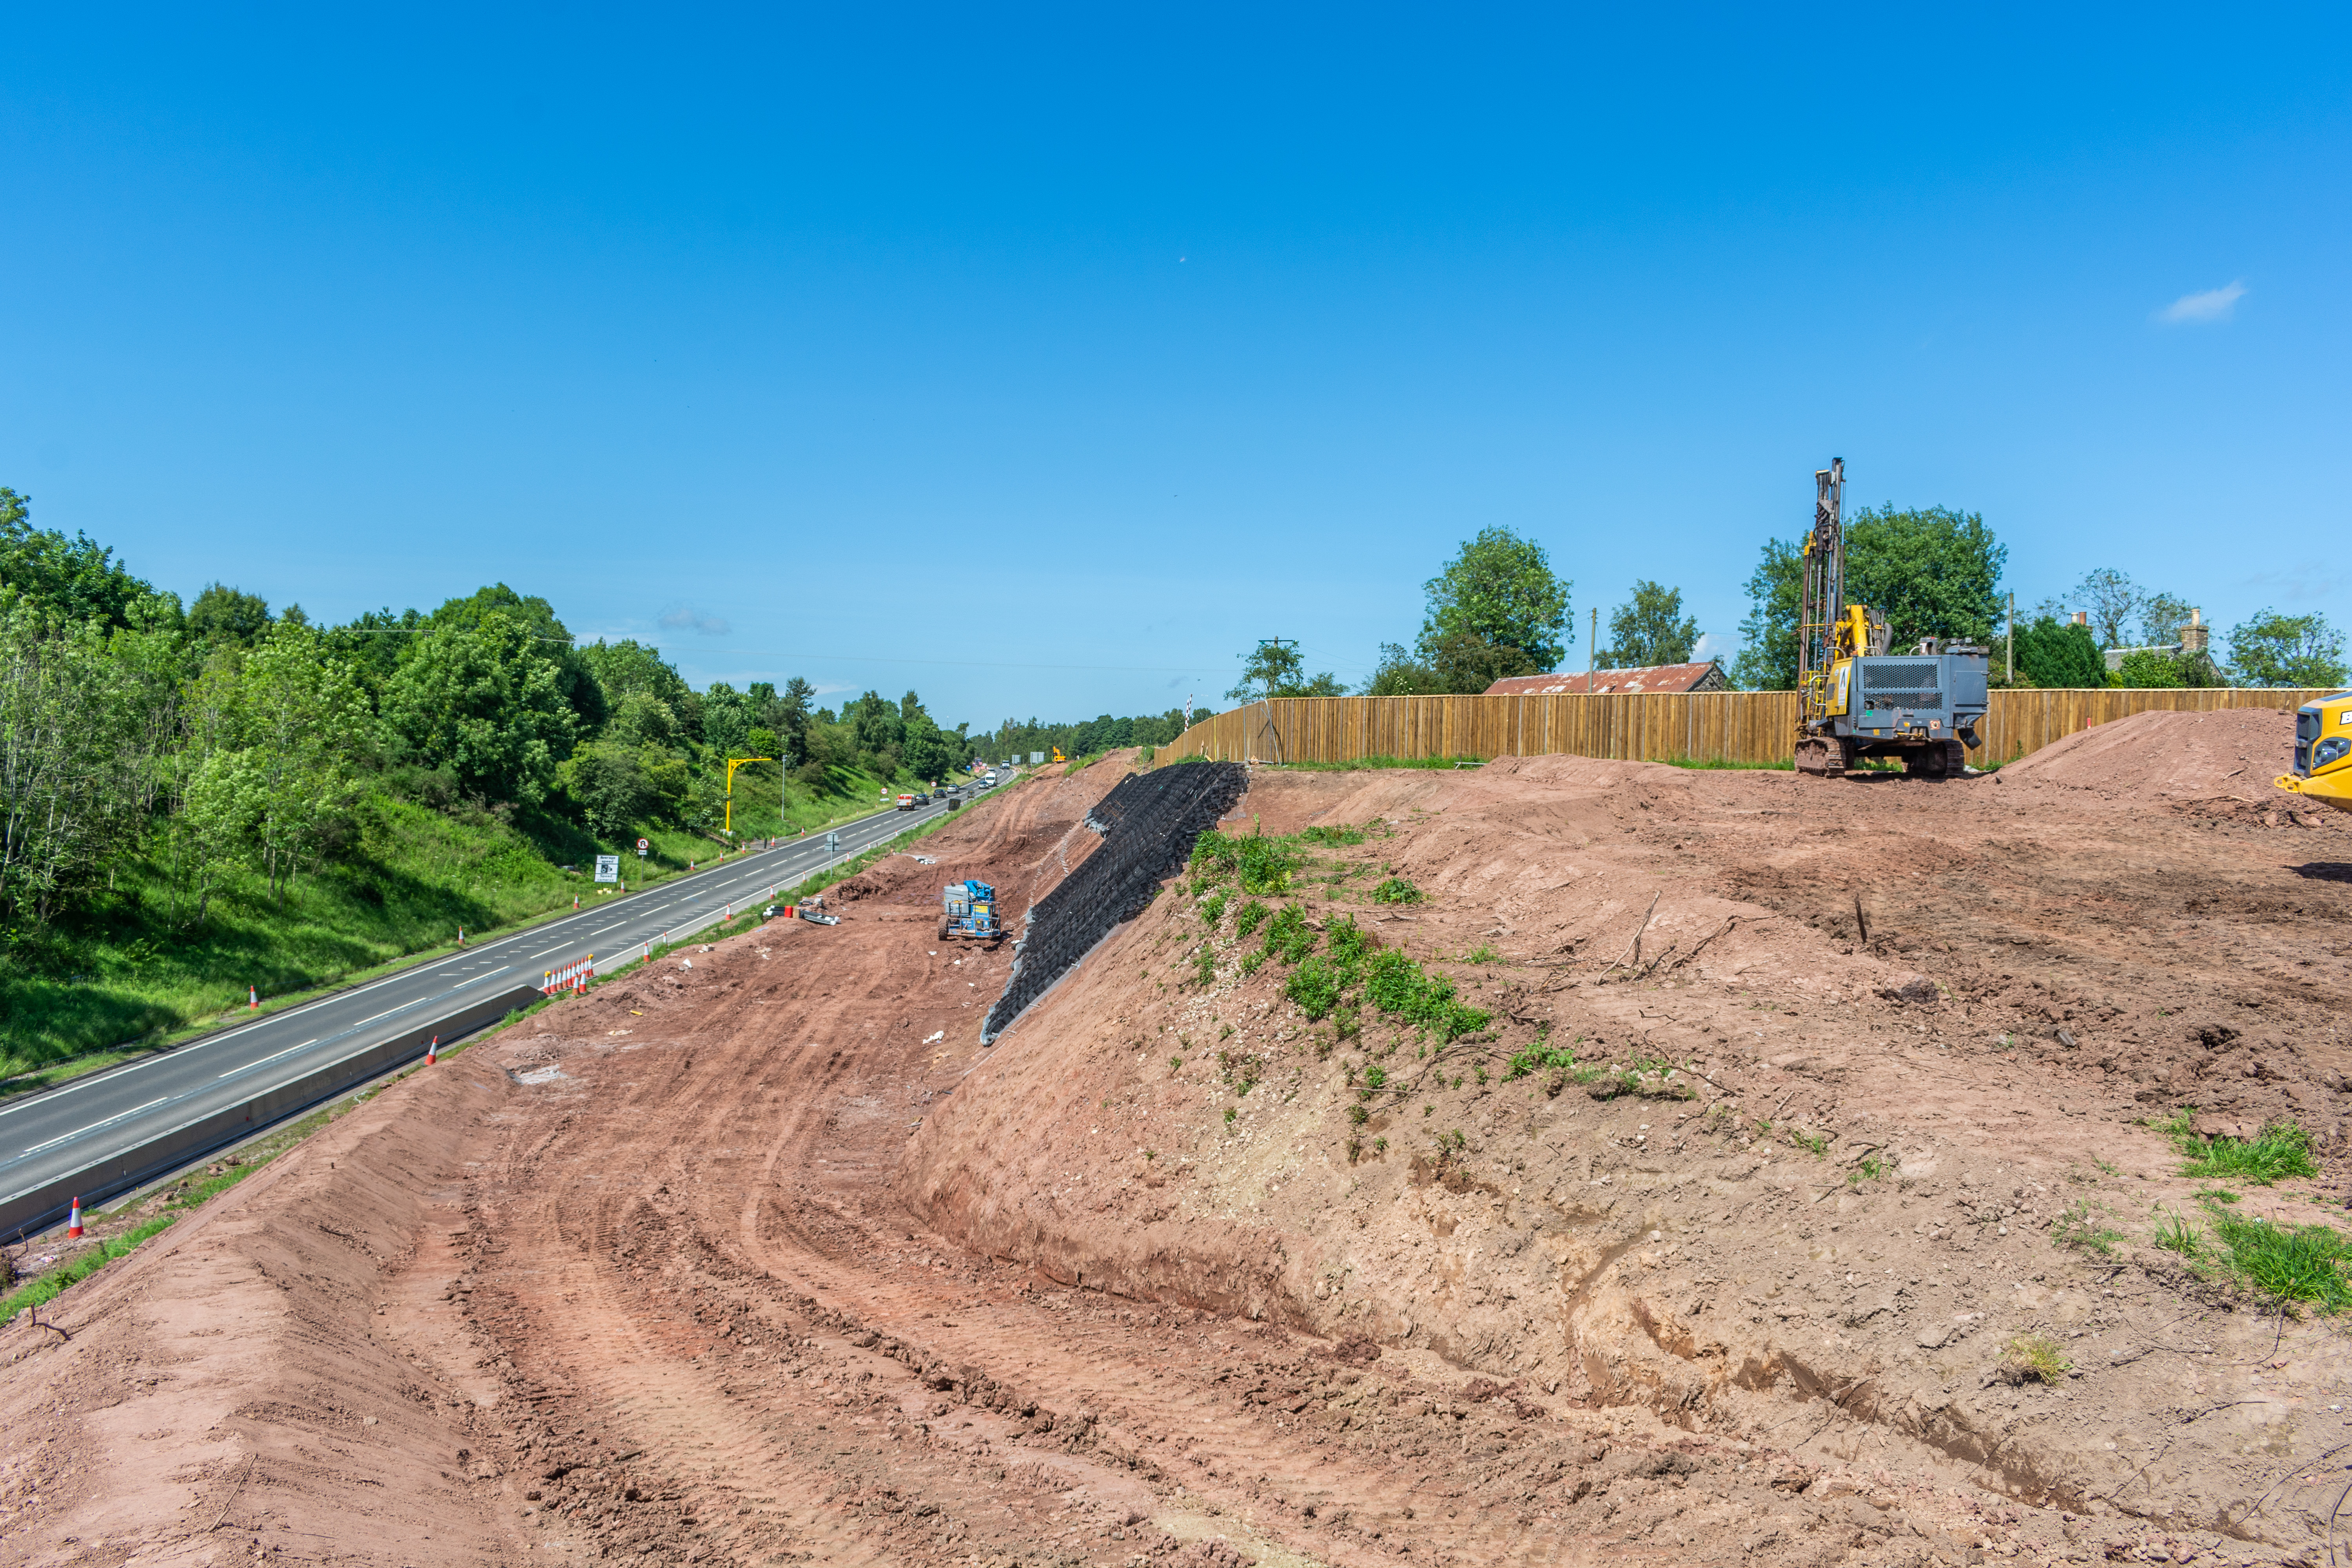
895 793 919 811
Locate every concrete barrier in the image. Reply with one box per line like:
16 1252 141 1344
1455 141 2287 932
0 983 544 1240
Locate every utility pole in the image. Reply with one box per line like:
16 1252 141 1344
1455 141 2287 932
2006 592 2015 685
1588 608 1597 690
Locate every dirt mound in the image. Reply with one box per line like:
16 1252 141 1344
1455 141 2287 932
1997 706 2296 807
18 753 2352 1566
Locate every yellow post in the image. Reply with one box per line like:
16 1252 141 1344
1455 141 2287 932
723 756 774 836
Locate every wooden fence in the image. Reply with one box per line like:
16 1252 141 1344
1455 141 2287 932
1158 688 2330 769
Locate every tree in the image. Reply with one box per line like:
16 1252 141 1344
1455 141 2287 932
2229 610 2348 688
2069 568 2140 650
1363 642 1442 696
1600 581 1699 669
772 677 815 767
226 624 366 901
1420 528 1570 672
1845 505 2006 651
2138 592 2197 650
2116 648 2221 689
0 607 157 920
0 488 167 631
1729 539 1802 690
1730 505 2005 688
2013 616 2105 688
379 611 579 805
187 583 273 648
1226 642 1342 702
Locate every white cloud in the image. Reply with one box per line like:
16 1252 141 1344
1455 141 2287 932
1693 632 1731 663
657 604 732 636
2155 280 2246 325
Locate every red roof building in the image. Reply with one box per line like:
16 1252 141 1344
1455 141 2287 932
1484 662 1728 696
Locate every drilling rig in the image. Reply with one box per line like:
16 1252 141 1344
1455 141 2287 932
1793 459 1990 779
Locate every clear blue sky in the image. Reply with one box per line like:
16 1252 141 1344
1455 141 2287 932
4 5 2345 729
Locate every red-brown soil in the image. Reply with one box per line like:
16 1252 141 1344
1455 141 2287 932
10 742 2352 1567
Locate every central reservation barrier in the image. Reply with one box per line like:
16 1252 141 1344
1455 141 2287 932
1158 688 2330 770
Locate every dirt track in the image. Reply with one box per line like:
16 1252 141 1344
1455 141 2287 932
12 717 2352 1568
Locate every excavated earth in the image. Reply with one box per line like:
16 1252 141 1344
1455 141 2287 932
11 712 2352 1568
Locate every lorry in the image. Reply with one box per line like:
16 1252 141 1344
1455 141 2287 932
896 792 919 811
938 879 1000 942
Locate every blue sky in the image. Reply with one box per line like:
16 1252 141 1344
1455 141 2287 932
3 5 2346 728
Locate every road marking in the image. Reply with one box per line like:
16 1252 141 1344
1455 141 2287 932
23 1097 173 1156
219 1040 323 1079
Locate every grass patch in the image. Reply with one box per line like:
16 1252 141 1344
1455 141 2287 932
1465 942 1503 964
2167 1118 2319 1186
2203 1206 2352 1312
2000 1333 2071 1383
2052 1200 2125 1256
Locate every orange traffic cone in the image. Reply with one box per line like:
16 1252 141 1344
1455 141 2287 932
249 986 258 1010
425 1035 439 1066
67 1197 83 1239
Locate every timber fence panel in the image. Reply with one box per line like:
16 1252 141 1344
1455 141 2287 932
1156 688 2323 771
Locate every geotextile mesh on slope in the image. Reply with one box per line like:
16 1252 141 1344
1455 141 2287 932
982 762 1247 1044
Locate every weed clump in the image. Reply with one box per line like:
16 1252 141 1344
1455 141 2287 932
1189 831 1307 896
1198 890 1229 926
2157 1114 2319 1186
2000 1334 2071 1383
1364 949 1488 1040
1261 904 1318 964
2204 1207 2352 1312
1233 900 1271 939
2052 1200 2125 1256
1299 824 1368 846
1371 877 1424 905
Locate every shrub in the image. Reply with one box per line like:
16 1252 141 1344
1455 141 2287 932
1199 890 1229 926
1362 949 1490 1040
1233 900 1271 938
1286 956 1341 1020
1189 831 1306 895
1326 915 1375 967
1372 877 1424 905
1263 904 1317 964
1192 946 1216 987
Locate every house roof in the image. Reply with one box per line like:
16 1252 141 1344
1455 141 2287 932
1484 662 1724 696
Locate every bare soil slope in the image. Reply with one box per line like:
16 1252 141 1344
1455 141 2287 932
11 746 2352 1568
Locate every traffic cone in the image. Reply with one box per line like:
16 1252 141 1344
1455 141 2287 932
425 1035 439 1066
249 985 258 1010
67 1197 83 1239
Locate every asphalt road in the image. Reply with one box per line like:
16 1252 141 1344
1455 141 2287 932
0 784 991 1231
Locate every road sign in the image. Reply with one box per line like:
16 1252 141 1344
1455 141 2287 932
826 831 840 853
594 855 620 883
636 838 650 851
1030 750 1044 765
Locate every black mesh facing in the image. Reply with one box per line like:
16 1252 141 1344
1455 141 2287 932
982 762 1247 1044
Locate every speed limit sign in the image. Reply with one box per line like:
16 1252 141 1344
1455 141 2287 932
636 837 650 857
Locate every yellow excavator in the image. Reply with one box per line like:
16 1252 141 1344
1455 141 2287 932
2274 691 2352 811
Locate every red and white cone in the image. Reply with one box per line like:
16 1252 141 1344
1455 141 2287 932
67 1197 83 1239
249 985 259 1010
425 1035 439 1066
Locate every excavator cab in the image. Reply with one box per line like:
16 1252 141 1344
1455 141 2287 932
2276 691 2352 812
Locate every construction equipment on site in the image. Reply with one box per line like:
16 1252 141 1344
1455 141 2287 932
939 879 1001 942
1794 458 1990 779
1051 747 1068 764
2275 691 2352 811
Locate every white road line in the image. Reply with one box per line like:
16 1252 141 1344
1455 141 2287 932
23 1096 172 1156
219 1039 323 1079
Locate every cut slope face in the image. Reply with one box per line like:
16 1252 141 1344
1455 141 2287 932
16 742 2352 1568
908 749 2352 1559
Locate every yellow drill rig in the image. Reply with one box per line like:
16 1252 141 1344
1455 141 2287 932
2275 690 2352 811
1793 458 1990 779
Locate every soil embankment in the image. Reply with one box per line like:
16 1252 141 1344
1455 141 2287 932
10 739 2352 1566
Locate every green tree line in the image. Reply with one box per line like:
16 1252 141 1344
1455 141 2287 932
0 488 975 936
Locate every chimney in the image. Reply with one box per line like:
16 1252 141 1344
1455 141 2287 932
2180 608 2209 655
2069 612 2089 628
